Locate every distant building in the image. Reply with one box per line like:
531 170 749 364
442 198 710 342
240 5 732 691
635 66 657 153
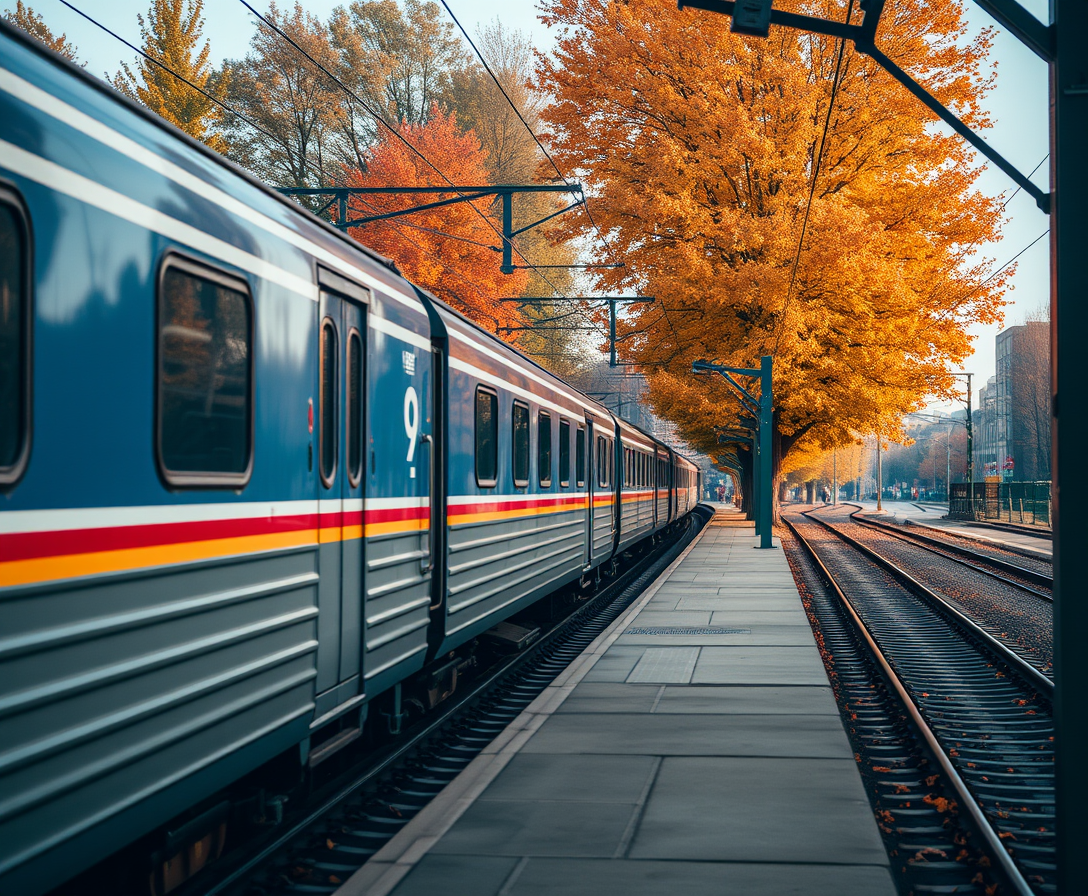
994 322 1050 482
975 376 998 480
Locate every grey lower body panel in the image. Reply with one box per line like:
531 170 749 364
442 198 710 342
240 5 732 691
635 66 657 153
0 548 320 895
363 528 431 698
439 510 586 653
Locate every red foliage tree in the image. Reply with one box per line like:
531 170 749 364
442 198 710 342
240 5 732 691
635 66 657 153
345 108 526 333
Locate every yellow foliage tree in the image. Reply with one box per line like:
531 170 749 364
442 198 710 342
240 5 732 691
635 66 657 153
3 2 80 62
536 0 1009 498
113 0 227 153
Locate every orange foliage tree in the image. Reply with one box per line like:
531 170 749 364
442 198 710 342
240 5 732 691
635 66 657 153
536 0 1009 497
345 107 526 333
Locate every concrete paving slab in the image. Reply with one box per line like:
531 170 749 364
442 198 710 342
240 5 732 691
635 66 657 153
692 645 831 685
710 610 811 625
626 646 700 682
580 646 645 682
556 682 662 714
430 799 635 857
617 625 818 647
624 609 713 625
654 685 841 716
520 713 854 758
631 756 887 864
389 855 519 896
481 754 657 803
503 857 897 896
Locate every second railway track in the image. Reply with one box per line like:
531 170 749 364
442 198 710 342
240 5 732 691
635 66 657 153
785 510 1055 895
813 505 1053 677
850 509 1053 594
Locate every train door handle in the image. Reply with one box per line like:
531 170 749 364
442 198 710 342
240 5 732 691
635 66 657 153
419 434 434 574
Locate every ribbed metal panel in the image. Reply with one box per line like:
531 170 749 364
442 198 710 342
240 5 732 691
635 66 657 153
0 549 319 881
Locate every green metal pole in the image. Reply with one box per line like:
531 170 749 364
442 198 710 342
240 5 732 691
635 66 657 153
500 191 513 274
759 355 773 549
751 442 761 531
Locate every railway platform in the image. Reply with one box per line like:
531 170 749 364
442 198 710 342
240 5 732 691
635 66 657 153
337 505 895 896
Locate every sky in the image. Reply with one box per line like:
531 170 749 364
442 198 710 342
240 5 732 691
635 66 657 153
35 0 1052 410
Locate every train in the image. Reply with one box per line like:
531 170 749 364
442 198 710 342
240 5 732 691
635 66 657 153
0 20 701 895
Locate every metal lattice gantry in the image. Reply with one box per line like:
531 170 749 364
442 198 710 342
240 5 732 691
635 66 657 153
278 183 624 276
498 296 655 367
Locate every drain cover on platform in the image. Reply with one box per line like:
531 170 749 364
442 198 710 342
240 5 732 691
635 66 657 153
625 626 752 635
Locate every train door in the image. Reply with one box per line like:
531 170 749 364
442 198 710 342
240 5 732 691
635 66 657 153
314 287 366 716
583 415 593 569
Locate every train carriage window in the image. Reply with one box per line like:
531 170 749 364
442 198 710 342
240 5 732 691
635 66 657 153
576 426 585 487
157 255 252 487
559 419 570 486
0 190 29 486
475 387 498 486
512 400 529 486
347 329 362 486
597 436 612 489
538 411 552 486
319 319 337 486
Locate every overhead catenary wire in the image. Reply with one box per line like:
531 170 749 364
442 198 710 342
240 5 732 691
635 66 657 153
234 0 574 305
773 0 856 359
56 0 279 144
438 0 678 358
437 0 620 273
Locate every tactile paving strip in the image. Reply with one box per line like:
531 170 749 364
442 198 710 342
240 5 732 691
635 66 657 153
626 646 700 682
625 627 751 635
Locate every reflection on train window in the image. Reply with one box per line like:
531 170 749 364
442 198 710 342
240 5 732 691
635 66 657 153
0 193 29 485
158 257 252 486
576 426 585 487
597 436 611 488
559 419 570 486
538 410 552 486
319 319 337 486
475 387 498 486
347 329 362 486
512 400 529 486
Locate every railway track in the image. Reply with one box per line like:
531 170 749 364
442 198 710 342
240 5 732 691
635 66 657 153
784 510 1055 895
812 505 1053 677
177 511 712 896
854 509 1052 594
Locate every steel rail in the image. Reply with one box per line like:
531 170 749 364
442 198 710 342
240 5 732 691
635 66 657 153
841 507 1053 599
785 513 1043 896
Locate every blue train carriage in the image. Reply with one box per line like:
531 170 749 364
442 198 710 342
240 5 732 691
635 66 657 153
616 419 657 552
0 22 437 894
432 304 616 657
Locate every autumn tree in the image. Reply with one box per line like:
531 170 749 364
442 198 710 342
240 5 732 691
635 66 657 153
3 2 80 62
345 107 527 332
113 0 227 152
536 0 1009 499
220 2 343 190
446 20 589 372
